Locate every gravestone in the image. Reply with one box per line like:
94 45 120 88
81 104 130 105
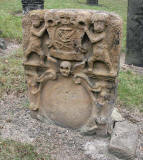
87 0 98 5
21 0 44 14
22 9 122 136
126 0 143 67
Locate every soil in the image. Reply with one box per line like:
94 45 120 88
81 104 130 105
0 94 142 160
0 39 21 57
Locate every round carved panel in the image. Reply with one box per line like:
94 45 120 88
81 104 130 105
40 77 92 129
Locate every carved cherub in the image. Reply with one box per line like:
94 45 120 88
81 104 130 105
92 80 113 124
26 71 41 111
84 13 113 73
24 13 46 65
26 69 57 111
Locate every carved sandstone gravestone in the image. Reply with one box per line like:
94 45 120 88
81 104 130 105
22 9 122 136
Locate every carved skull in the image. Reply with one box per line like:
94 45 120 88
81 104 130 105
60 61 71 77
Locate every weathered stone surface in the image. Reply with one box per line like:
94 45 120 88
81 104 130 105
84 138 121 160
126 0 143 67
0 38 7 50
111 108 125 122
109 121 139 160
22 9 122 136
21 0 44 14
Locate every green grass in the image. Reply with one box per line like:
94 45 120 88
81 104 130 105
0 0 22 41
0 138 50 160
118 71 143 112
0 0 127 50
0 48 26 97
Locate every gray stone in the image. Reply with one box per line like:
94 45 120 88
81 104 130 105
21 0 44 14
0 38 7 50
109 121 139 160
87 0 98 5
84 138 122 160
126 0 143 67
111 108 125 122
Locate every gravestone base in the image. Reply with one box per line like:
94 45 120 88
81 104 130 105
30 110 140 160
84 120 139 160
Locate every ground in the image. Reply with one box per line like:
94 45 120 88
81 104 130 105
0 0 143 159
0 94 143 160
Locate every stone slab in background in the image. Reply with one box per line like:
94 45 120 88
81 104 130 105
21 0 44 14
126 0 143 67
109 121 139 160
0 38 7 50
87 0 98 5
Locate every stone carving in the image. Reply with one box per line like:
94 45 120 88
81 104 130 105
23 9 122 136
126 0 143 67
21 0 44 14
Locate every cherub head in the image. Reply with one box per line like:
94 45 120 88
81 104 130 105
92 13 108 33
30 13 43 28
60 61 72 77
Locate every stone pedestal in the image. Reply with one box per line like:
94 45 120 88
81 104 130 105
21 0 44 14
126 0 143 67
22 9 122 136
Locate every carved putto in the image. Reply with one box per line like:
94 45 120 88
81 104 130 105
23 9 122 136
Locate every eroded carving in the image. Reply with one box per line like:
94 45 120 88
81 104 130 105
85 13 113 73
23 9 122 136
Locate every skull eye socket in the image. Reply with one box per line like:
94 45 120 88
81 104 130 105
60 66 64 69
65 67 69 70
48 20 53 24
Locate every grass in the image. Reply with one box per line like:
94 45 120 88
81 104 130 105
0 48 26 97
0 138 50 160
118 71 143 112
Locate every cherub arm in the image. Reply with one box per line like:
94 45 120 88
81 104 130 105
31 25 46 37
93 32 105 43
85 27 105 43
37 69 56 83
